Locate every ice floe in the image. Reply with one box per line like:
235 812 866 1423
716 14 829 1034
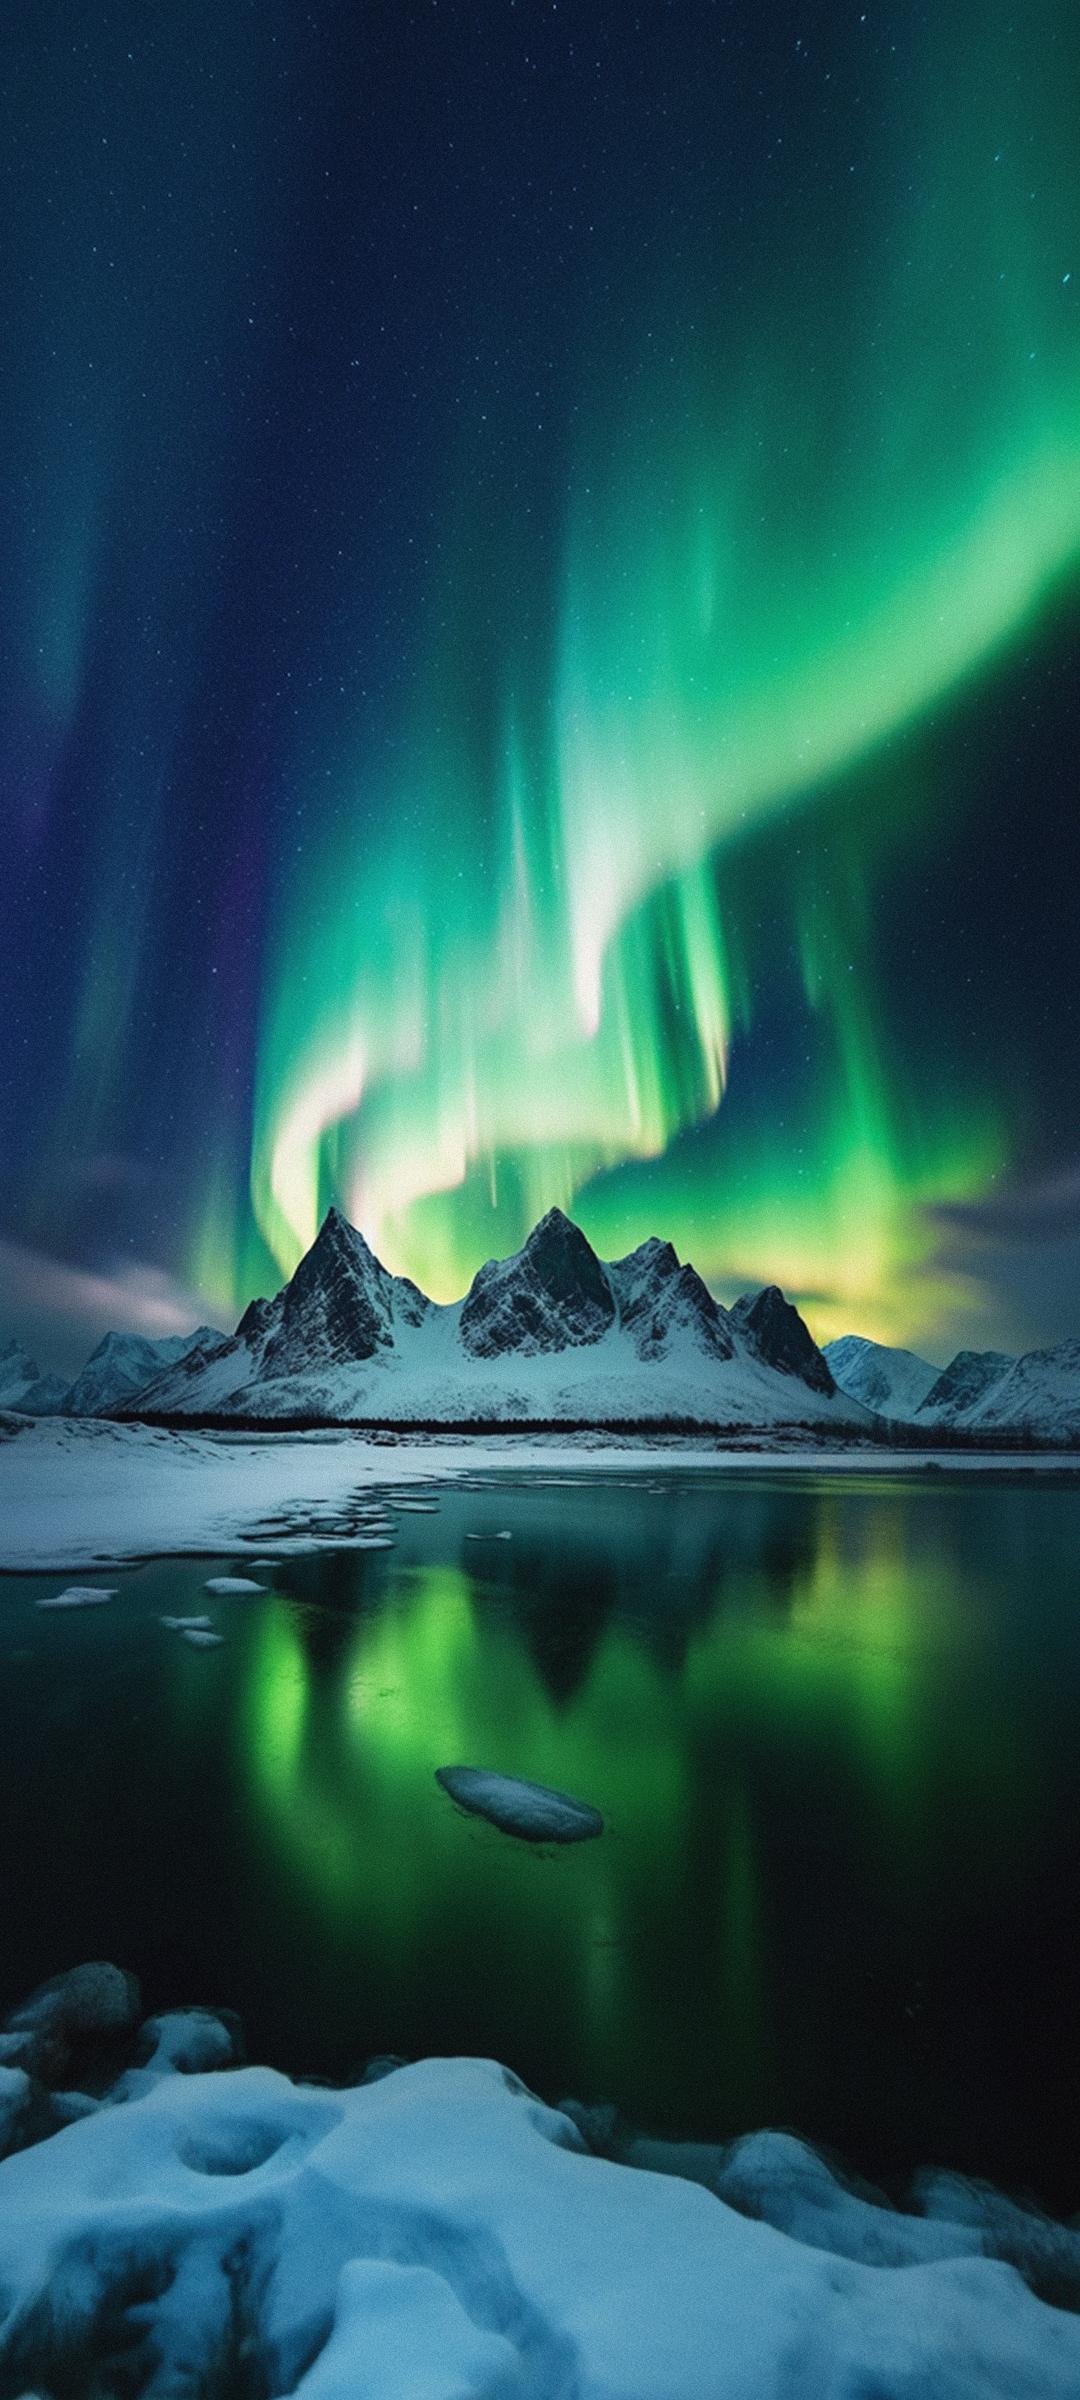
435 1765 604 1843
35 1584 118 1609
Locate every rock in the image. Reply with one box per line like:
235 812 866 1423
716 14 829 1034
0 2065 32 2159
459 1209 616 1358
2 1962 141 2086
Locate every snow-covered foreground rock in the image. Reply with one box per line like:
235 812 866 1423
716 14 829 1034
4 1987 1080 2400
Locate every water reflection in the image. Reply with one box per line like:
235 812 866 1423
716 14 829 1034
3 1471 1079 2201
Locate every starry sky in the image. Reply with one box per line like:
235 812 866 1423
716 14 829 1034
2 0 1079 1373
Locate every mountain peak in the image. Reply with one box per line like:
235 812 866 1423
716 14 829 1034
731 1285 834 1393
261 1206 405 1373
461 1209 615 1358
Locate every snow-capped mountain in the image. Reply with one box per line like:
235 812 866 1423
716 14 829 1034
916 1349 1015 1424
824 1335 941 1419
824 1329 1080 1442
61 1326 224 1418
121 1207 861 1432
0 1342 69 1416
950 1339 1080 1444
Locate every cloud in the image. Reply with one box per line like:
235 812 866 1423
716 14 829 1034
0 1238 222 1376
928 1163 1080 1245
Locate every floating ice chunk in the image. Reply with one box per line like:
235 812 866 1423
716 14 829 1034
435 1765 604 1843
204 1575 265 1594
161 1614 213 1632
36 1585 118 1609
181 1627 225 1648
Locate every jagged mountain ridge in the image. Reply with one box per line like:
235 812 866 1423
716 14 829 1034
117 1206 856 1430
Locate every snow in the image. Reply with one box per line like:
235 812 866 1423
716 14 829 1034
62 1325 223 1417
965 1339 1080 1443
1 1416 1078 1573
3 2042 1080 2395
435 1766 604 1842
825 1334 941 1419
126 1205 865 1433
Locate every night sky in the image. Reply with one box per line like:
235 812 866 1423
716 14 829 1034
2 1 1079 1372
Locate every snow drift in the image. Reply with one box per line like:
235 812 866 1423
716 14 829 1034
5 1964 1080 2398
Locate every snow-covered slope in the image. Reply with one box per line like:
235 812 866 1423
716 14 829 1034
916 1349 1015 1426
126 1208 863 1431
959 1339 1080 1444
62 1325 224 1417
4 1973 1080 2399
824 1332 1080 1443
825 1334 941 1420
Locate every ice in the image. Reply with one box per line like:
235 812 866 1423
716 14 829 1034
204 1575 266 1594
435 1765 604 1843
161 1614 214 1631
35 1584 118 1609
2 1416 1077 1575
181 1627 224 1648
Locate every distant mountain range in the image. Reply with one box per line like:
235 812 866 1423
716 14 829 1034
3 1209 1078 1440
823 1334 1080 1445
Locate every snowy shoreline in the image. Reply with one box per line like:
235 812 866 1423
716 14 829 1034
3 1962 1080 2397
1 1414 1078 1572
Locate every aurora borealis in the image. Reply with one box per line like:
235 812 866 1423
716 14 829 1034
2 0 1079 1368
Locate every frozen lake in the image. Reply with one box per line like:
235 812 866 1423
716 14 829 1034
2 1467 1078 2207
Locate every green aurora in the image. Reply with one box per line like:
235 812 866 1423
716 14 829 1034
4 3 1078 1361
241 11 1080 1349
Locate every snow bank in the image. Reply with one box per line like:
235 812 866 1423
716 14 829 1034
4 1964 1080 2394
4 2050 1080 2394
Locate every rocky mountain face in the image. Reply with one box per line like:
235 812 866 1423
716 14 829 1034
608 1239 736 1362
14 1206 1075 1440
954 1339 1080 1444
731 1286 835 1394
254 1207 429 1376
916 1350 1015 1423
459 1210 615 1357
824 1335 940 1419
823 1327 1080 1442
107 1206 856 1429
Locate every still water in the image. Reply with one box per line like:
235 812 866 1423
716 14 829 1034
2 1471 1079 2205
